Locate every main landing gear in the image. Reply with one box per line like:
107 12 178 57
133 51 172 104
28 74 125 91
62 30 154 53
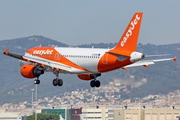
90 73 101 88
52 78 63 86
34 69 63 87
52 70 63 86
90 80 100 87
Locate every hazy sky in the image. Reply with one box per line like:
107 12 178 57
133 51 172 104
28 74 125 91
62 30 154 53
0 1 180 45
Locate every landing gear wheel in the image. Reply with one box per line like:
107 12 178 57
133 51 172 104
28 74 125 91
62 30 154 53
52 78 63 86
52 79 58 86
90 80 96 87
89 73 101 88
58 79 63 86
52 70 63 87
90 80 101 87
34 79 40 84
95 80 100 88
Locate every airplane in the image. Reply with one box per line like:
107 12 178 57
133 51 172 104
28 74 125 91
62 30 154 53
3 12 177 88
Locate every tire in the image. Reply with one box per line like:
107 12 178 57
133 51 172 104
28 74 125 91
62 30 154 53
37 80 40 84
34 79 40 84
52 79 58 86
58 79 63 86
34 80 37 84
95 80 100 87
90 80 95 87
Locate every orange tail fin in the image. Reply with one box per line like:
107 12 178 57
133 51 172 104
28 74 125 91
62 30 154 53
110 12 143 55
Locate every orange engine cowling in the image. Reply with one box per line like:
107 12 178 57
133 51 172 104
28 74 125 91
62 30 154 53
77 74 93 81
20 65 44 78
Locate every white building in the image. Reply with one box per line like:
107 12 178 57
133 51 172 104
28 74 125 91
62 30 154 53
0 113 21 120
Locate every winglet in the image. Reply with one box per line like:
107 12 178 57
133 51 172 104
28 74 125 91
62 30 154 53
3 49 9 55
173 56 177 62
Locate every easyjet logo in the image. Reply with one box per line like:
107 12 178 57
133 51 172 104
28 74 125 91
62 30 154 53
121 14 141 47
33 49 54 55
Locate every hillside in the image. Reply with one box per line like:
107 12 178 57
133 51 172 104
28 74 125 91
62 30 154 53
0 35 180 105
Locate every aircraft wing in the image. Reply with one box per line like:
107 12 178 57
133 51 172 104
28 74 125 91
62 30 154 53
123 56 177 68
3 49 24 60
3 49 72 72
23 55 72 72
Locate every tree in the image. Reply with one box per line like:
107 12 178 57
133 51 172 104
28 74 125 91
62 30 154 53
26 113 60 120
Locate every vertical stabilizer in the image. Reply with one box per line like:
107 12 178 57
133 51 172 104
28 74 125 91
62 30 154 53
110 12 143 55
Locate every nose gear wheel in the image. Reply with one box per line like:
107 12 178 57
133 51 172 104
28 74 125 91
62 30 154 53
34 79 40 84
34 76 40 84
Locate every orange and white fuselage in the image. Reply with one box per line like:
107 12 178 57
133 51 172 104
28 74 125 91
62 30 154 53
24 47 143 74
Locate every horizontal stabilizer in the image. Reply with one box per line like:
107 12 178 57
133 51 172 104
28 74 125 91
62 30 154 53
145 54 170 58
124 56 177 68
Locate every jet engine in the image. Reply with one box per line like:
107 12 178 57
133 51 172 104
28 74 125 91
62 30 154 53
20 65 44 78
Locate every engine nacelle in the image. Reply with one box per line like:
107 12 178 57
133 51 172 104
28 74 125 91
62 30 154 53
77 74 93 81
77 73 101 81
20 65 44 78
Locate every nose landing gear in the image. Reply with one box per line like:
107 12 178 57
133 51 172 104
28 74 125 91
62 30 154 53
34 78 40 84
